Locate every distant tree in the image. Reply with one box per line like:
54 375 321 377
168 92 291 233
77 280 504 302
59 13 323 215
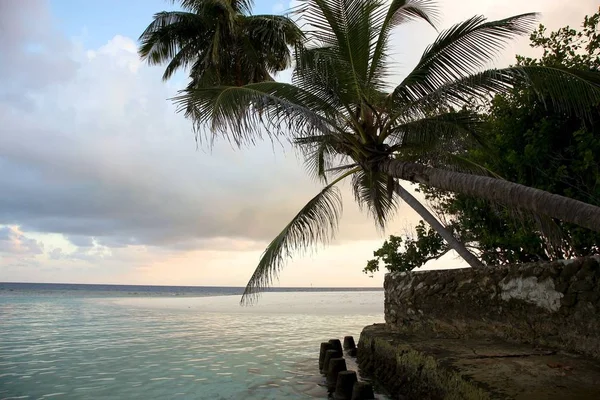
517 10 600 70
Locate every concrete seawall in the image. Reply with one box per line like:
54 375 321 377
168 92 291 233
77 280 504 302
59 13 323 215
357 256 600 399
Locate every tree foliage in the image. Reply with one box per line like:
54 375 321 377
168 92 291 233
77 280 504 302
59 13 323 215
370 9 600 273
364 221 448 275
517 11 600 70
138 0 303 87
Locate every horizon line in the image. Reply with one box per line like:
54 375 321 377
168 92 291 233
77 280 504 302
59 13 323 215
0 281 383 289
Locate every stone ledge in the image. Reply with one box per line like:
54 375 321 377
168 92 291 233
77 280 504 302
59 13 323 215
358 324 600 400
385 257 600 360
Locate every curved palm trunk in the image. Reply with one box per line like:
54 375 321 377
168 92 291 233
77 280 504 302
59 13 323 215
394 183 484 269
383 160 600 233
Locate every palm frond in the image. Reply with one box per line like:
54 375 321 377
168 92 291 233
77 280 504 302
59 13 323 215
387 110 484 148
438 154 503 178
294 46 355 108
393 66 600 120
325 163 361 174
141 2 304 86
392 68 518 118
175 0 248 19
385 0 438 28
173 82 340 146
298 0 384 100
368 0 439 84
351 169 397 229
163 40 208 81
241 182 344 304
296 135 332 182
243 14 305 72
296 134 360 182
394 13 538 102
301 140 335 183
138 11 209 66
512 65 600 119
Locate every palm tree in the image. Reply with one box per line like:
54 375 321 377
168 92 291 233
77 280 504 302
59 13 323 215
138 0 303 88
139 1 481 270
173 0 600 303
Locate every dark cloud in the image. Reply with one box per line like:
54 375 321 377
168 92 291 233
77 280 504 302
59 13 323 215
66 235 95 248
0 1 330 250
0 1 395 255
0 140 330 249
0 226 11 241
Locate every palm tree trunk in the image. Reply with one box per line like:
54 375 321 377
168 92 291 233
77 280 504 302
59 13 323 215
382 160 600 233
394 183 484 269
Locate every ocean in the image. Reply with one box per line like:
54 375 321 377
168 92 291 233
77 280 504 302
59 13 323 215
0 283 387 399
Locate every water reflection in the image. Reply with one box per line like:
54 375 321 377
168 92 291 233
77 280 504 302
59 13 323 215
0 292 387 399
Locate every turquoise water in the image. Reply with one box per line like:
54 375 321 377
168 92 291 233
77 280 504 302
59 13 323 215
0 287 386 399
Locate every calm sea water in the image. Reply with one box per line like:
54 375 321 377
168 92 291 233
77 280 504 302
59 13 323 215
0 283 387 399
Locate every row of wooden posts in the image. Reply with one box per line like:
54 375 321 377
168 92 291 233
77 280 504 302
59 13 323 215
318 336 375 400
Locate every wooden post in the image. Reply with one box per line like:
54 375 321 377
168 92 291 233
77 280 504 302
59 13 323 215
326 357 347 391
343 336 356 350
351 382 375 400
329 338 343 354
319 342 333 371
322 349 342 375
334 370 358 400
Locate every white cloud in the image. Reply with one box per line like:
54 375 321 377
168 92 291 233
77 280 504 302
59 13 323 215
0 226 44 255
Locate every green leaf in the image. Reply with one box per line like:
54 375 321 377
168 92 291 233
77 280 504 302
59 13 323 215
394 13 538 102
172 82 339 146
351 169 397 229
368 0 439 84
241 181 344 304
387 110 484 148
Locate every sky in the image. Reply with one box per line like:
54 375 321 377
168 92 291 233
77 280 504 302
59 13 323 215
0 0 597 287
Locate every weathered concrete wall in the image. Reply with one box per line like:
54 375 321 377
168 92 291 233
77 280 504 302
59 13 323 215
384 256 600 360
357 324 600 400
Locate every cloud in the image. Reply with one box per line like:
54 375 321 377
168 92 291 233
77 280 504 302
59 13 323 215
0 226 44 255
0 2 389 256
67 235 95 248
1 0 597 285
0 0 78 109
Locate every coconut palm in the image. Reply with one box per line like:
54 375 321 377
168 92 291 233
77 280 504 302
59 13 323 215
138 0 303 87
169 0 486 269
174 0 600 303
